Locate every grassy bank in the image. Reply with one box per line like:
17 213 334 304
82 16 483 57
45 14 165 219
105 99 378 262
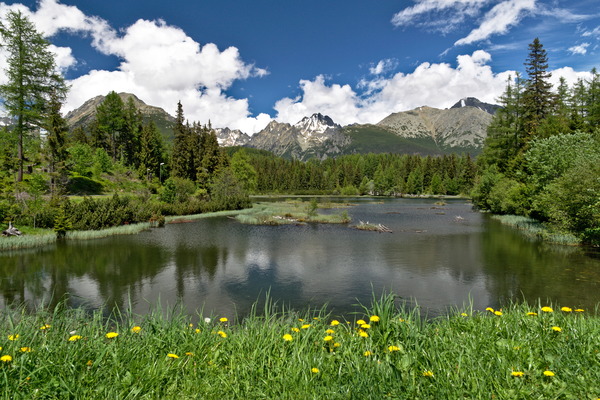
234 200 351 226
1 295 598 399
491 214 581 245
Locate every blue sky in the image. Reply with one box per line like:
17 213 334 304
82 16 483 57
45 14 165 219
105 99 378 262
0 0 598 133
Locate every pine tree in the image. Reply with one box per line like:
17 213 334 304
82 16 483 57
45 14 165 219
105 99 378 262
0 10 68 181
171 101 192 179
122 97 141 167
95 91 125 162
45 89 69 194
522 38 554 136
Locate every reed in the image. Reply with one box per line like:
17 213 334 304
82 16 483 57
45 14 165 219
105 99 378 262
492 214 580 245
0 234 56 251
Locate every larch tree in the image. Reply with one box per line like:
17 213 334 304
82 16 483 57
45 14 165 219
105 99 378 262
0 10 67 182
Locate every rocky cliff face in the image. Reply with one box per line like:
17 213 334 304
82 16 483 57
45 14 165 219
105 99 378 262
376 105 493 150
450 97 501 115
214 127 251 147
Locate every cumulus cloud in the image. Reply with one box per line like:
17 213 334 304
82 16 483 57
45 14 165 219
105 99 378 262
0 0 270 133
369 59 398 75
276 51 514 125
568 43 590 55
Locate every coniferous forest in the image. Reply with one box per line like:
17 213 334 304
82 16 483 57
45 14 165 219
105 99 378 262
0 11 598 245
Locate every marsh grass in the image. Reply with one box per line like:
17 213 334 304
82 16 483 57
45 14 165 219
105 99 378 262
234 201 351 226
1 295 598 399
492 215 580 245
0 234 56 251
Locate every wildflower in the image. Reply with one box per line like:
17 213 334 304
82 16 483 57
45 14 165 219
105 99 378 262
204 317 211 323
8 334 19 341
361 323 372 329
333 342 341 348
131 326 142 333
323 335 333 342
560 307 572 312
494 311 503 316
399 318 405 322
291 327 300 332
422 370 434 377
370 315 380 322
551 326 562 332
543 370 555 377
541 306 553 313
388 345 400 352
219 317 228 323
189 323 194 328
311 367 320 374
485 307 494 312
301 324 311 329
527 312 538 316
1 355 12 363
68 335 82 342
40 324 51 330
185 352 194 356
460 313 468 317
167 353 179 359
282 334 293 341
574 308 584 313
358 330 369 338
195 328 201 334
298 318 304 322
20 347 32 353
330 320 340 326
86 360 93 367
217 331 227 338
313 317 320 320
364 351 372 356
356 319 366 325
325 329 335 334
105 332 119 339
511 371 525 377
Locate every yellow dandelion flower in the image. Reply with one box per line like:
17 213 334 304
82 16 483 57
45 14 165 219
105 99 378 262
313 317 320 320
167 353 179 359
1 355 12 363
356 319 366 325
527 312 538 316
388 345 400 352
323 335 333 342
311 367 320 374
20 347 32 353
131 326 142 333
361 323 372 329
358 330 369 338
370 315 380 322
543 370 555 377
185 352 194 356
40 324 51 330
8 334 19 341
105 332 119 339
460 313 468 317
325 329 335 334
219 317 228 323
298 318 304 322
511 371 524 377
195 328 201 333
541 306 553 313
291 327 300 332
574 308 584 313
364 351 372 356
217 331 227 338
86 360 93 367
560 307 572 312
552 326 562 332
189 323 193 327
301 324 311 329
333 342 341 348
283 334 293 341
485 307 494 312
330 320 340 326
399 318 405 322
422 370 434 377
494 311 503 316
68 335 82 342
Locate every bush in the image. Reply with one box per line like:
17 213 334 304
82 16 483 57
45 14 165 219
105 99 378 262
67 175 104 195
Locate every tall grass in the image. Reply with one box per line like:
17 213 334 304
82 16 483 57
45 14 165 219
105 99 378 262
0 234 56 251
1 295 598 398
492 214 580 245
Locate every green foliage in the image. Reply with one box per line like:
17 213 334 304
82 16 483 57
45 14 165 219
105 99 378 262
230 150 258 193
66 175 104 195
53 203 71 239
159 177 196 204
67 143 95 176
208 170 251 211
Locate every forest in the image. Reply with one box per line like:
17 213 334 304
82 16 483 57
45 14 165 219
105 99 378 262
0 11 598 245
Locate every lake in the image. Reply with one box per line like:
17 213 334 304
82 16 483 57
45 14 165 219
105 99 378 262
1 198 599 320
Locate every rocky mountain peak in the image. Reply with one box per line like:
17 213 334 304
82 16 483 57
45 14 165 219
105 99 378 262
450 97 500 115
294 113 340 135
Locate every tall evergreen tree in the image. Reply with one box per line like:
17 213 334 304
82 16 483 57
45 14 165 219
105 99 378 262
95 91 125 162
45 89 69 194
122 96 142 167
522 38 554 136
0 10 68 181
171 101 192 179
138 121 164 179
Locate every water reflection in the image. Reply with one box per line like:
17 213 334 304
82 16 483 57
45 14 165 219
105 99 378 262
1 198 599 319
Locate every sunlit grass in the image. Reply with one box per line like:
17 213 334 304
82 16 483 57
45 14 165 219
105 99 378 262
492 214 580 245
234 201 351 226
0 234 56 251
1 295 598 398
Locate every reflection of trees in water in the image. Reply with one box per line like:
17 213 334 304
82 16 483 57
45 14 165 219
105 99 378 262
480 219 600 308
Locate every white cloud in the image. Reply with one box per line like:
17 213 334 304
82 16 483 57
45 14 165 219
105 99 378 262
369 59 398 75
275 51 514 126
454 0 536 45
548 67 592 88
568 43 590 55
392 0 490 33
581 25 600 37
0 0 271 134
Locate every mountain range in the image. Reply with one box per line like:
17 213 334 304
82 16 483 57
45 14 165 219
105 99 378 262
65 93 499 159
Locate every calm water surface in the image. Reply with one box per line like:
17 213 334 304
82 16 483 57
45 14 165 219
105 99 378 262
1 198 599 319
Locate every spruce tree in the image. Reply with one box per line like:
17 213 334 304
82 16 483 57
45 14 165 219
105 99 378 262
171 101 191 179
95 91 125 162
45 89 69 194
522 38 554 136
0 10 68 181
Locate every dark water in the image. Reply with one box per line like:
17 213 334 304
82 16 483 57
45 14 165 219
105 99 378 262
1 198 599 319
